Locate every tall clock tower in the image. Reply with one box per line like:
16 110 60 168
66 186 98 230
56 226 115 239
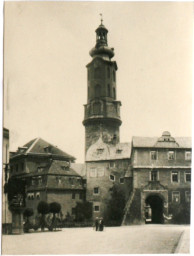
83 21 122 153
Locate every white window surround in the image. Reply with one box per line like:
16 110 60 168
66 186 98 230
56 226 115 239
168 151 176 160
110 174 115 181
150 151 157 160
185 151 191 161
149 170 159 181
93 187 100 195
172 191 180 203
184 171 191 183
185 191 191 203
119 177 124 184
94 205 100 212
90 168 97 177
171 171 179 183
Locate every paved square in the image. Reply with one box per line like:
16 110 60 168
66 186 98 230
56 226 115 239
2 224 190 254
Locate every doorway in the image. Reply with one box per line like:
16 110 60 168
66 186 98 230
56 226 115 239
145 195 164 224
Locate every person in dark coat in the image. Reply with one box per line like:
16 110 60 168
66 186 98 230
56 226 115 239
99 218 104 231
95 217 99 231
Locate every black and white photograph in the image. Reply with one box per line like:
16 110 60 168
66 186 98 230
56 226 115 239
1 1 193 254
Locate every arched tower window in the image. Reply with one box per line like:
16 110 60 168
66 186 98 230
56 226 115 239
113 88 116 99
95 84 101 98
107 84 111 97
113 70 116 82
94 67 100 79
107 67 110 78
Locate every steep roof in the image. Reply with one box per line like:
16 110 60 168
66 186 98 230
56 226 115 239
47 160 80 176
86 136 131 162
11 137 75 160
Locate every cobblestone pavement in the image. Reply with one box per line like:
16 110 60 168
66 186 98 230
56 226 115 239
2 224 190 254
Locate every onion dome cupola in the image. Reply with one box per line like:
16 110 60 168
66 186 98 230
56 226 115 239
89 19 114 59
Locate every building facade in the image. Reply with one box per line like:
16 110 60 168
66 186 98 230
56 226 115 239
2 128 12 233
9 138 86 219
83 22 191 224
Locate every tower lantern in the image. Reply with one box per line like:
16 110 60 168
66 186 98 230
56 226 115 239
83 21 122 153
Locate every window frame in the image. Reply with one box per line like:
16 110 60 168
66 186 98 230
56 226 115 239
119 177 124 184
150 151 157 160
150 170 159 181
185 191 191 203
94 205 100 212
171 171 179 183
185 151 191 161
172 191 180 204
184 171 191 183
168 151 175 160
93 187 100 195
110 174 115 182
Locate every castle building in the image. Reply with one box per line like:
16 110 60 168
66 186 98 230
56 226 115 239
83 22 191 224
9 138 86 219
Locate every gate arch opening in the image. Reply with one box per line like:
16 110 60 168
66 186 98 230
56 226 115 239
145 195 164 224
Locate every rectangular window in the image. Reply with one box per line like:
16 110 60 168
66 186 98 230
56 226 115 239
93 187 99 194
171 171 179 183
97 148 104 154
31 179 36 186
90 168 97 177
151 171 158 181
150 151 157 160
116 149 122 154
185 191 191 203
97 168 104 177
185 151 191 161
36 192 40 200
168 151 175 160
120 177 124 184
110 174 115 181
79 193 83 200
172 191 180 203
37 167 44 173
109 162 115 168
72 193 75 199
94 205 100 212
185 172 191 182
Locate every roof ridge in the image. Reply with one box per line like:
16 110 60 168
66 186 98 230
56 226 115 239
26 137 40 153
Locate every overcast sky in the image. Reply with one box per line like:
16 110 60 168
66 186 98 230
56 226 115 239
4 1 192 163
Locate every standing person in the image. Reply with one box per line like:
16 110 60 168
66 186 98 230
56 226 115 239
99 217 104 231
95 217 99 231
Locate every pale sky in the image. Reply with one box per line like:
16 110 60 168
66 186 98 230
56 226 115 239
4 1 193 163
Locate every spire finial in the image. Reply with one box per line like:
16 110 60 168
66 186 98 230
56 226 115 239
100 13 103 25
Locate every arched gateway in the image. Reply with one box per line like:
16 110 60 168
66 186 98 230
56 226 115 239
145 195 164 224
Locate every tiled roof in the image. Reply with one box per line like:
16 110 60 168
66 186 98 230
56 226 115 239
11 137 75 160
132 136 191 149
86 136 131 161
48 160 80 176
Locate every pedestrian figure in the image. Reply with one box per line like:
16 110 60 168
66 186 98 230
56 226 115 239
99 218 104 231
95 217 99 231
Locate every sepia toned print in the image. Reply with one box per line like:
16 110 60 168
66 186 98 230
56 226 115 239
2 1 192 254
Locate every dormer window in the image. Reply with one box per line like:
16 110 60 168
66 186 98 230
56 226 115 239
44 146 51 153
56 176 62 185
97 148 104 154
116 149 122 154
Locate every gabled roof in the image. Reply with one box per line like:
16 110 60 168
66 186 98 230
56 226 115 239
11 137 75 160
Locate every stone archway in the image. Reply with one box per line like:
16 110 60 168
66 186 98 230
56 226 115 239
145 195 164 224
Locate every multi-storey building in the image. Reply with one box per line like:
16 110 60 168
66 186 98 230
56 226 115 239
9 137 86 219
83 22 191 224
2 128 12 233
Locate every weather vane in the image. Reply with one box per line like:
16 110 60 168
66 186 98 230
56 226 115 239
100 13 103 25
